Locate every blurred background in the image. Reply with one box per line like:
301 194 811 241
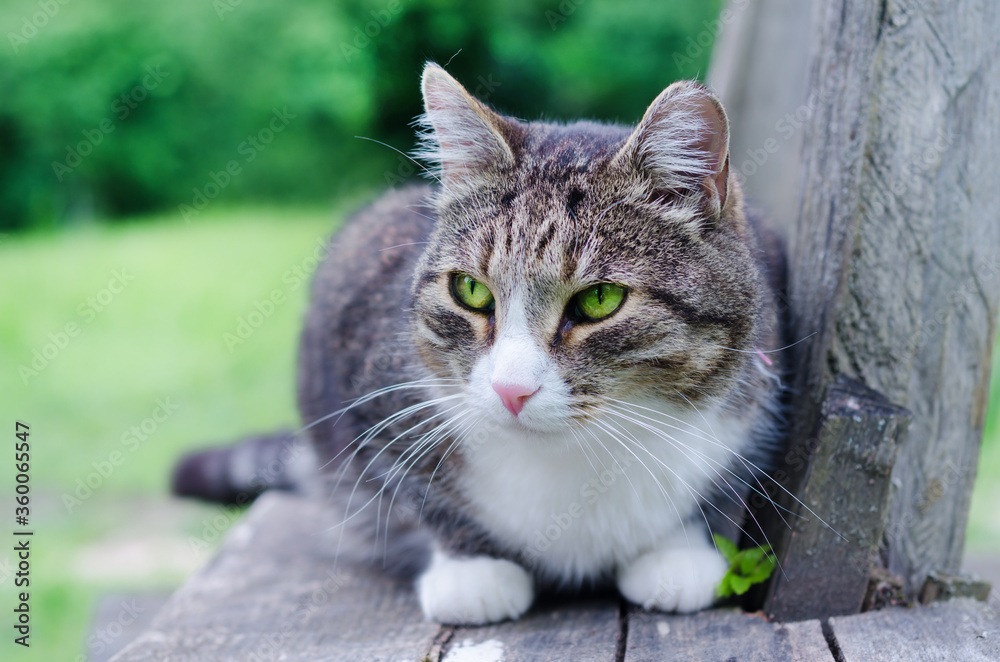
1 0 997 659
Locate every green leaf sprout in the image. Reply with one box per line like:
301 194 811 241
713 534 777 598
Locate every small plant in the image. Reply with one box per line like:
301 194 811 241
714 534 777 598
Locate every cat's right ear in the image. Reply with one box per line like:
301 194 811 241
614 81 730 223
417 63 515 192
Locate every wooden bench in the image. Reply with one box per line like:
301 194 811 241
107 492 999 661
108 1 1000 659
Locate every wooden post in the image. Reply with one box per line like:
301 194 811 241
708 0 816 240
763 376 910 621
747 0 1000 615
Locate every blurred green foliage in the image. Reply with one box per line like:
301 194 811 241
0 0 722 230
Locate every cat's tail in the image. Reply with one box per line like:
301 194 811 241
171 430 317 505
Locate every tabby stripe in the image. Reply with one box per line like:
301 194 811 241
535 219 557 258
582 325 649 354
648 288 739 329
562 247 578 280
414 270 440 296
421 308 474 346
478 229 495 276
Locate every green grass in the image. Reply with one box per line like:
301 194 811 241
1 204 355 661
1 205 999 660
2 206 349 493
966 345 1000 552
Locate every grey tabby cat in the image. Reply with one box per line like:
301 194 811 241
176 62 786 625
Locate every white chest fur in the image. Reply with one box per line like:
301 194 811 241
456 400 750 585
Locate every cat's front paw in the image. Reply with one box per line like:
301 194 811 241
416 550 534 625
617 546 727 613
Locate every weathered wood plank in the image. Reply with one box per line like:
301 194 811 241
89 593 169 662
764 376 910 620
109 492 440 662
439 600 620 662
624 608 833 662
770 0 1000 606
106 491 1000 661
919 570 992 605
829 598 1000 662
708 0 816 239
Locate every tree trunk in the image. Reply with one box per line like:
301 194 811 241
715 0 1000 614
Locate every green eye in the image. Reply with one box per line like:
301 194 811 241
573 283 626 322
451 273 495 312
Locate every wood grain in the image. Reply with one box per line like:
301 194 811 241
708 0 816 239
625 608 833 662
770 0 1000 605
829 598 1000 662
764 376 910 621
107 492 1000 660
109 492 441 662
438 600 620 662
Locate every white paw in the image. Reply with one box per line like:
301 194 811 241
617 546 727 613
416 550 534 625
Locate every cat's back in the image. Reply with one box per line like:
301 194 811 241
309 184 437 315
298 184 437 459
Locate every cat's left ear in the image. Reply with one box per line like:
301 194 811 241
614 81 730 220
417 63 515 192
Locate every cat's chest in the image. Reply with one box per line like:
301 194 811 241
455 403 749 582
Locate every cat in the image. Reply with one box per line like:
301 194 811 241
174 62 787 626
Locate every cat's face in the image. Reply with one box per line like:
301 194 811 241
410 65 762 435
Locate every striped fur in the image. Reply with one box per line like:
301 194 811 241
268 64 785 624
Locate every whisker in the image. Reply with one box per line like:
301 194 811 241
592 413 718 546
416 414 478 524
605 396 724 441
380 241 431 252
344 401 465 527
705 332 817 356
670 389 793 534
608 403 847 541
586 416 687 544
326 395 463 502
309 377 461 464
605 400 801 524
355 135 441 183
378 410 472 555
600 405 774 550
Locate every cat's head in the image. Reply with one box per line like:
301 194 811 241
410 63 762 434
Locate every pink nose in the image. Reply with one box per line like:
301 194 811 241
492 382 539 417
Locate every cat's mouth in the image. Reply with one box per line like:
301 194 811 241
479 402 579 438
